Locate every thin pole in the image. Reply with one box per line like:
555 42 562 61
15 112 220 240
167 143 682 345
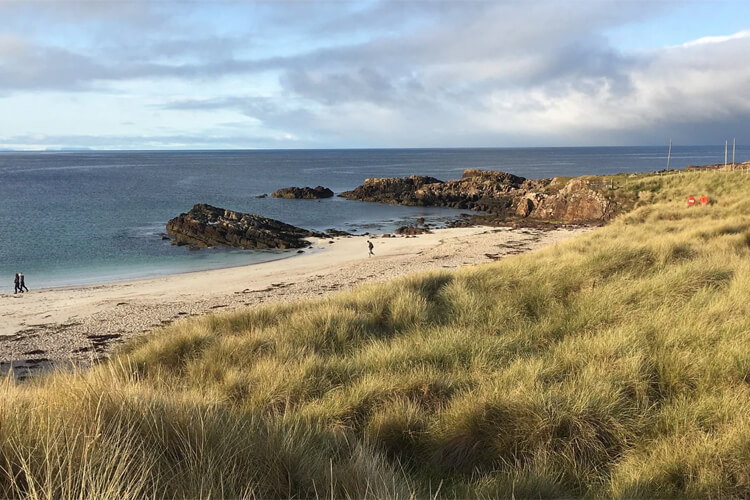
733 138 736 169
667 139 672 171
725 140 728 169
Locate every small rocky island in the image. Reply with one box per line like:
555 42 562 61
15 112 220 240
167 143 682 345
340 169 617 224
272 186 334 199
166 203 324 250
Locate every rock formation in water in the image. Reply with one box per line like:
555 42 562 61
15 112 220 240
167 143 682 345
272 186 334 199
395 225 431 235
166 203 324 250
340 169 616 224
337 176 443 206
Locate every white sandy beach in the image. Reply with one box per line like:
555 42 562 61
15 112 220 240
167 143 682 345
0 226 589 378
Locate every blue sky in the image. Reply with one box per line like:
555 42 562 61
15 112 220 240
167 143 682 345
1 0 749 150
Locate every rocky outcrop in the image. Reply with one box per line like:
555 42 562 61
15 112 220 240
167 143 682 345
341 169 616 224
529 179 615 222
166 204 324 250
325 228 353 237
272 186 334 199
395 225 431 235
339 176 443 206
340 170 534 212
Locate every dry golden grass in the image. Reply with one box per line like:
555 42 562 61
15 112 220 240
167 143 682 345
2 169 750 498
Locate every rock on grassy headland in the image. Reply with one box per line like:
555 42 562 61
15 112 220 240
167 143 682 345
340 169 617 224
166 203 324 249
272 186 334 199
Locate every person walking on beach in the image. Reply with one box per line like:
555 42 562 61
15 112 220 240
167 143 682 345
19 273 28 292
14 273 21 294
367 240 374 257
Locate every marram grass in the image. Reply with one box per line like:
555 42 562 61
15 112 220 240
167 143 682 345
3 170 750 498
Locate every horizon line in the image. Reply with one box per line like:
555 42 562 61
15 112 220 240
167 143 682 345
0 144 742 153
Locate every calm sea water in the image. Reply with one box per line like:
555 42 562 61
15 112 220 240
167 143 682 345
0 146 746 292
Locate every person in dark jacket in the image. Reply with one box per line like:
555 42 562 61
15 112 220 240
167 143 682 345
14 273 20 294
19 273 28 292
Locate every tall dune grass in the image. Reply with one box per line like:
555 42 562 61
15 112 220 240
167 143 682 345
3 170 750 498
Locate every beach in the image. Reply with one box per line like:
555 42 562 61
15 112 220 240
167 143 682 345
0 226 588 378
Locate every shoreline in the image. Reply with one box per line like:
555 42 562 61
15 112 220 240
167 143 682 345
1 247 307 295
0 226 590 379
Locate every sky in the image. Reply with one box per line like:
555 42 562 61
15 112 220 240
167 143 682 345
0 0 749 150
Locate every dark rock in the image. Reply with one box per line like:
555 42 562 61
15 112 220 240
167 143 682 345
341 169 618 224
272 186 334 199
395 225 431 235
325 228 353 237
166 203 324 250
339 175 443 205
340 170 525 212
256 193 268 198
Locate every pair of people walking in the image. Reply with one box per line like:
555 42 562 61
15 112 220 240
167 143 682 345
14 273 29 294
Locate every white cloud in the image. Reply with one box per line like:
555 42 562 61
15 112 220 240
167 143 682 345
1 1 749 148
678 29 750 48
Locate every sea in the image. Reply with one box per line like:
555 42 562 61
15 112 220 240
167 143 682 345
1 146 746 292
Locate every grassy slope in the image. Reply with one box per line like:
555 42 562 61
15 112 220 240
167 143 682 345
3 170 750 499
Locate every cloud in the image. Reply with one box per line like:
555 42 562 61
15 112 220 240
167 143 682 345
0 131 307 150
280 67 408 106
2 0 750 148
0 34 103 90
678 29 750 48
0 0 163 24
0 0 643 91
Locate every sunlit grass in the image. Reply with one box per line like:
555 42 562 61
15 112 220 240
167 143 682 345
2 169 750 498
